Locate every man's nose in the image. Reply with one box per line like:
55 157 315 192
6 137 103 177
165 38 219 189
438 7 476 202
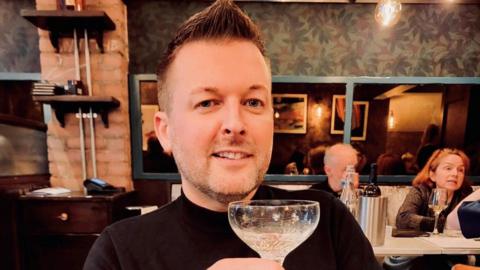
221 104 246 136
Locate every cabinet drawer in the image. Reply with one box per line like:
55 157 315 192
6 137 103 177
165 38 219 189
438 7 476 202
21 201 109 234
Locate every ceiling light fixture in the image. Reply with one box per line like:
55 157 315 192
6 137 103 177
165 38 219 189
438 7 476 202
375 0 402 27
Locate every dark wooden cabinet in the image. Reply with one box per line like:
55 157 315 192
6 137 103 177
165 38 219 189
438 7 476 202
17 192 136 270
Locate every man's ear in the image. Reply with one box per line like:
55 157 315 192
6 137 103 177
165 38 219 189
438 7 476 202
154 111 172 154
324 165 331 176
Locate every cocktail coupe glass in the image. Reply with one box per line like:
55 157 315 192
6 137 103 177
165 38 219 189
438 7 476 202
428 188 449 235
228 200 320 266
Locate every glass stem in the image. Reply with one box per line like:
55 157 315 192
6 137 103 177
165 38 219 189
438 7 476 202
433 212 439 234
275 258 285 266
262 255 285 266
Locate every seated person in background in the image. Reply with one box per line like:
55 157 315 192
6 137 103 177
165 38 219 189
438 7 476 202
284 161 299 175
304 145 327 175
415 123 441 171
143 134 178 173
396 148 473 233
401 152 417 174
445 188 480 232
283 148 305 175
83 1 380 269
376 152 406 175
391 148 473 270
309 143 359 196
351 142 368 174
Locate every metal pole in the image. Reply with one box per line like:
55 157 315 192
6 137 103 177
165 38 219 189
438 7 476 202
84 29 97 178
74 29 87 180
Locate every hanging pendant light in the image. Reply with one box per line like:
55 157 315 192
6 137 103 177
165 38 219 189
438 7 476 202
375 0 402 27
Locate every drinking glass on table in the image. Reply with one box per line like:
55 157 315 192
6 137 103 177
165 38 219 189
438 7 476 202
428 188 448 235
228 200 320 266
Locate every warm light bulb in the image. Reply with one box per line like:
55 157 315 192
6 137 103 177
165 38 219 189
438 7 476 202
375 0 402 27
388 111 395 129
315 106 322 118
274 111 280 119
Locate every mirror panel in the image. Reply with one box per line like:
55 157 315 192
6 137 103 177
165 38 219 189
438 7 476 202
130 75 480 181
138 79 178 173
353 83 480 177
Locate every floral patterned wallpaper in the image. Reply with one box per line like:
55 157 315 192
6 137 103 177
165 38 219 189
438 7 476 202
128 1 480 77
0 0 40 73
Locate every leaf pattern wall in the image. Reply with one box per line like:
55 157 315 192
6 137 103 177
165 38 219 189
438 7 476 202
128 1 480 77
0 0 40 73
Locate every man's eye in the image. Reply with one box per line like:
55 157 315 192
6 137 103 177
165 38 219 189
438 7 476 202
196 100 216 108
245 99 264 108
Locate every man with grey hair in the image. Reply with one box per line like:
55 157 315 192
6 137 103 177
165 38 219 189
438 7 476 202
310 143 359 196
84 1 379 269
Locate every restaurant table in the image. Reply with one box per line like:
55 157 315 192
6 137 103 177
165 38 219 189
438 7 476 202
373 227 480 257
374 234 442 256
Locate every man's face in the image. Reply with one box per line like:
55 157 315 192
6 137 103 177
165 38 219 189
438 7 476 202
154 39 273 209
325 151 358 192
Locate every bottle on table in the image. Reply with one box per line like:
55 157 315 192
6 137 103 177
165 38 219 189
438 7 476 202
363 163 381 197
358 162 388 246
340 164 358 218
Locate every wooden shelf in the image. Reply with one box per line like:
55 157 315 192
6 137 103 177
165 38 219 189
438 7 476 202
33 95 120 128
21 9 115 53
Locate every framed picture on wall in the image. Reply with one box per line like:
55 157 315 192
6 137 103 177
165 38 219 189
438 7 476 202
330 95 369 141
273 93 307 134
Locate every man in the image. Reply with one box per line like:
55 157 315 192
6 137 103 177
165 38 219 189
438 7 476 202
310 143 359 196
83 1 379 269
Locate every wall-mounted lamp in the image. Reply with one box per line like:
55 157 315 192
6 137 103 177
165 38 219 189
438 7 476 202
315 106 323 118
388 110 395 129
375 0 402 27
274 111 280 119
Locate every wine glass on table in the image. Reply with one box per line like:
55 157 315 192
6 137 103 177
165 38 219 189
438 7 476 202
228 200 320 266
428 188 448 235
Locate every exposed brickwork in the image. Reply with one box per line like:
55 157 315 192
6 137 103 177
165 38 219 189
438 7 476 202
37 0 132 191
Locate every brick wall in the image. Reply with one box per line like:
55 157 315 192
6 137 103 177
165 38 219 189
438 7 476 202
36 0 132 191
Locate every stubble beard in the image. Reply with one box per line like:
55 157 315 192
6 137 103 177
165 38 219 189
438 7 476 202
172 137 271 205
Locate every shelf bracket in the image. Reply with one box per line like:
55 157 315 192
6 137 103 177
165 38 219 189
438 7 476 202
95 30 105 53
49 31 60 53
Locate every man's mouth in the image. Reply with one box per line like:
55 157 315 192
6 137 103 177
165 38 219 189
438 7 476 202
212 151 252 160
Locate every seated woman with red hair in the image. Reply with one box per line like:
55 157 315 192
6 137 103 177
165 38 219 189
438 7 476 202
387 148 473 270
396 148 472 233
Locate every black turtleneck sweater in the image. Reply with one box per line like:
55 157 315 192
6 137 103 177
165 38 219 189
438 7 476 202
83 185 380 270
309 180 339 197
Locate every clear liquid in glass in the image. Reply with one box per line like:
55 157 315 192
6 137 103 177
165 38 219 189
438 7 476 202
428 188 448 235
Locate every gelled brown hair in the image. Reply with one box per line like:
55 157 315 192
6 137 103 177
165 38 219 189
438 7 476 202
156 0 266 113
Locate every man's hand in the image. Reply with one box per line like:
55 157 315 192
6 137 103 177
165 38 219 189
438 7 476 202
208 258 285 270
